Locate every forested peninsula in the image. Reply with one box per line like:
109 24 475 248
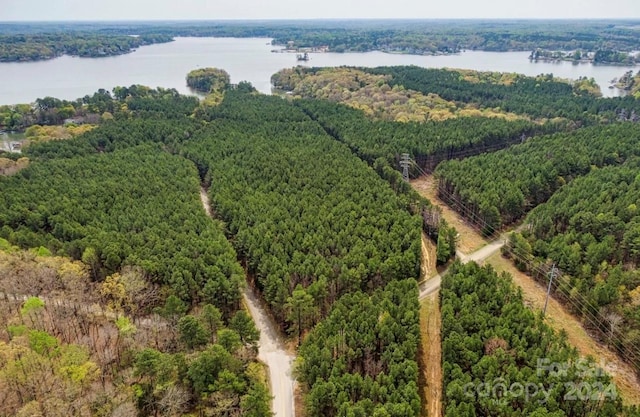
0 32 173 62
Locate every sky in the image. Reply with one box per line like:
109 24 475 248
1 0 639 20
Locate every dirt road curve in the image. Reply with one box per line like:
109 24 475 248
200 186 296 417
459 238 506 264
419 237 506 300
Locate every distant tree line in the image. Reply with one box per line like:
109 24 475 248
0 33 173 62
2 20 640 60
364 66 640 124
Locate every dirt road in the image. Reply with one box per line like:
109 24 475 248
418 232 443 417
243 286 296 417
200 186 296 417
419 236 506 300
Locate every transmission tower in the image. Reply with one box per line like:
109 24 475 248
400 153 410 182
543 264 557 316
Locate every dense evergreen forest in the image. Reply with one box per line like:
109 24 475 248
296 95 555 170
0 92 270 414
1 19 640 61
272 67 640 183
435 123 640 232
297 279 421 416
0 146 244 312
505 160 640 373
181 89 435 415
182 90 423 331
0 82 435 415
442 262 631 416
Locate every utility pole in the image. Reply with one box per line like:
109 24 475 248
543 264 557 316
400 153 410 182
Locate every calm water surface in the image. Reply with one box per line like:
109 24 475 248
0 37 635 105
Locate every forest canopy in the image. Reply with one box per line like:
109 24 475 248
435 123 640 232
0 32 173 62
503 160 640 373
442 262 626 416
0 145 245 314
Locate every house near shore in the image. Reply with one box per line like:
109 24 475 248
63 117 85 125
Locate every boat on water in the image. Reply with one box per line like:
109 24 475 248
297 52 310 61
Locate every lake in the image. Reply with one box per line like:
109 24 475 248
0 37 636 105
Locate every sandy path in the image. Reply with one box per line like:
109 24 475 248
243 286 296 417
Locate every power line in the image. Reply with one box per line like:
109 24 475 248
494 224 640 360
407 157 640 370
543 263 557 316
400 153 410 182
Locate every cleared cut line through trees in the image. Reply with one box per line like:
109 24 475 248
410 176 640 407
488 253 640 406
411 175 487 254
420 292 442 417
419 234 441 417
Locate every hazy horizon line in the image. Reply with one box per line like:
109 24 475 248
2 17 640 23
